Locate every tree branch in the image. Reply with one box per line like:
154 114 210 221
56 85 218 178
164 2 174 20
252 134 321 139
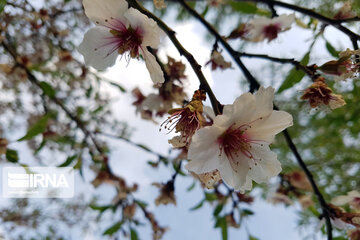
177 0 260 93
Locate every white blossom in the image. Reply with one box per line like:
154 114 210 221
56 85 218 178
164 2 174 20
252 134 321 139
186 86 293 191
332 190 360 211
78 0 165 84
248 14 295 42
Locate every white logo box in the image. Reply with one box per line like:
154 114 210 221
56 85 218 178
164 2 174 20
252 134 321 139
2 167 74 198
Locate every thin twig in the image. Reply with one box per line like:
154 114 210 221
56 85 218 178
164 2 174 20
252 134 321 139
96 131 167 160
126 0 222 115
235 52 314 77
177 0 260 93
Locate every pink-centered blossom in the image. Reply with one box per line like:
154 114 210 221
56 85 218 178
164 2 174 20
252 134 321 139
248 14 295 42
332 191 360 211
78 0 165 84
186 87 293 191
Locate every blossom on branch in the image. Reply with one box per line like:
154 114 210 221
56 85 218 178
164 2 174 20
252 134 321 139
186 87 293 191
206 50 232 71
332 190 360 211
284 170 312 191
78 0 165 84
301 77 346 110
319 48 360 81
334 0 356 20
152 181 177 206
161 90 206 148
247 14 295 42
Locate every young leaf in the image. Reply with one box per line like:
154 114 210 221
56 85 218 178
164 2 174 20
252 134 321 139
130 228 139 240
229 2 258 14
186 181 196 192
108 81 126 92
213 204 224 217
325 41 339 58
249 235 259 240
103 221 124 235
58 155 78 167
6 149 19 163
205 192 218 202
18 115 50 141
278 52 310 93
0 0 6 13
190 200 205 211
90 204 113 213
39 81 56 97
135 200 148 209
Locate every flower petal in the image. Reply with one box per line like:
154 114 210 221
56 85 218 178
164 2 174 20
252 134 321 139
247 143 282 183
187 126 224 174
274 14 295 29
83 0 128 26
77 27 119 71
332 191 360 206
141 48 165 84
215 92 255 128
248 110 293 143
218 154 249 191
252 86 274 120
124 8 162 47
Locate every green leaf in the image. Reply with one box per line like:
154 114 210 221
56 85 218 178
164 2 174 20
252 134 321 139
190 200 204 211
130 228 138 240
137 144 151 152
242 208 254 216
39 81 56 97
249 235 259 240
278 52 310 93
58 155 77 167
332 237 349 240
325 41 339 58
74 157 82 169
90 204 114 213
135 200 148 209
103 221 124 235
91 106 104 115
229 1 270 16
6 149 19 163
34 140 47 155
18 115 50 141
213 204 224 217
201 5 209 17
186 181 196 192
205 192 217 202
0 0 6 13
108 81 126 92
229 2 258 14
